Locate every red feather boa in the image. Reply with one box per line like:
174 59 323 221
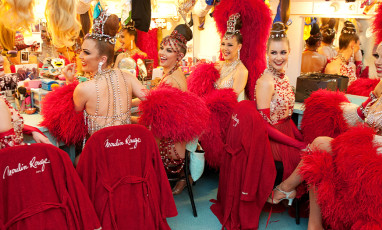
301 89 350 143
40 82 87 145
300 126 382 229
347 78 380 97
136 28 159 68
138 85 210 143
373 3 382 45
187 63 220 98
199 88 238 168
213 0 272 100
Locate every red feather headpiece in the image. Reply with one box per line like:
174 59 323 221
373 3 382 45
213 0 272 100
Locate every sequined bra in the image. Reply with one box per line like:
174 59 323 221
84 69 131 136
365 97 382 134
0 96 24 149
269 71 295 124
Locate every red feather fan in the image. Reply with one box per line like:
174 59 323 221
300 89 350 143
213 0 272 100
40 82 87 145
199 88 238 168
187 63 220 98
347 78 380 97
373 3 382 45
138 85 210 143
301 126 382 229
136 28 159 68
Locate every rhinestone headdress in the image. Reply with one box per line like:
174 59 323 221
270 22 287 39
341 26 356 35
86 11 116 45
224 13 241 40
161 30 187 54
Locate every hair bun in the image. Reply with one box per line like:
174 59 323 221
341 25 356 35
103 14 119 38
174 24 193 42
270 22 287 38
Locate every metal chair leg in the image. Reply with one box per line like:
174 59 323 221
295 198 300 225
184 153 197 217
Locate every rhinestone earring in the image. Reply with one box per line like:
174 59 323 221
238 49 240 60
98 61 103 73
131 40 133 50
266 56 269 69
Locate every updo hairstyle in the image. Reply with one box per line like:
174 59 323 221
339 21 359 50
321 26 336 44
86 14 119 66
305 23 322 48
122 22 138 43
172 24 193 55
224 16 243 44
267 22 289 51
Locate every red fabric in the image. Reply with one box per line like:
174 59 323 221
199 88 238 169
187 63 221 98
136 28 159 68
300 126 382 229
213 0 272 100
138 84 210 143
22 124 46 137
357 94 374 120
301 89 350 143
347 78 380 97
0 143 101 229
210 100 276 229
40 82 87 145
76 125 177 230
373 3 382 45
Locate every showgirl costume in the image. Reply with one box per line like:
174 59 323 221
331 54 357 85
298 6 382 228
0 96 46 149
214 58 245 101
256 66 304 180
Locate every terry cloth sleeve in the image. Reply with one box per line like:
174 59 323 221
76 139 97 202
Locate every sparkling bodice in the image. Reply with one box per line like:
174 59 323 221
333 56 356 85
269 74 295 124
0 96 24 149
365 97 382 134
118 56 137 70
214 60 245 101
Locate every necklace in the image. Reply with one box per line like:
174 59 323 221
94 68 113 80
159 138 185 174
267 65 285 79
161 62 180 81
337 53 348 65
220 59 241 79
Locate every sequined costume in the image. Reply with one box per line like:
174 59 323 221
0 96 24 149
331 56 357 85
214 60 246 101
84 69 131 136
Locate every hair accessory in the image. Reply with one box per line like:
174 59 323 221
341 26 356 35
224 13 241 39
86 11 116 45
270 21 287 39
161 30 187 54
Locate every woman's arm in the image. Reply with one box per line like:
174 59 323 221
255 73 274 110
0 99 12 133
232 65 248 95
114 53 124 68
127 71 147 101
73 83 89 112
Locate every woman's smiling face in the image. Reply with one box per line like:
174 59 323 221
267 39 290 72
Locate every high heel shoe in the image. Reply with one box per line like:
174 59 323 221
172 176 193 195
267 186 296 206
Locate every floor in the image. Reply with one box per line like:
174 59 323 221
167 171 309 230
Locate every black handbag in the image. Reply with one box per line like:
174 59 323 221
295 73 349 102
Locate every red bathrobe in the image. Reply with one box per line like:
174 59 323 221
76 124 177 230
0 143 101 230
210 101 276 230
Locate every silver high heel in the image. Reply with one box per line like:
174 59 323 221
267 186 296 206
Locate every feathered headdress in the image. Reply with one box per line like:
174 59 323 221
373 3 382 45
213 0 272 100
86 10 116 44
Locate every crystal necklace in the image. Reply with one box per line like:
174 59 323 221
161 62 180 82
220 59 241 79
267 65 285 79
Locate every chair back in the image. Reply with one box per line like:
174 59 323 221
0 143 100 230
77 124 177 230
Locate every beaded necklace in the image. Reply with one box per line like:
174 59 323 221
160 62 180 84
267 65 285 79
159 138 185 174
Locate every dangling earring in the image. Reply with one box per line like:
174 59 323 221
350 47 355 63
131 40 133 50
266 56 269 69
238 49 240 60
98 62 103 74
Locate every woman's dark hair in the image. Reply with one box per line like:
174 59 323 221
79 11 92 38
224 16 243 44
267 22 289 51
305 23 321 48
339 24 359 50
122 22 138 43
86 14 119 66
321 26 336 44
173 24 193 55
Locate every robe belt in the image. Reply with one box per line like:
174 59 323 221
1 195 70 230
224 144 242 156
102 174 150 230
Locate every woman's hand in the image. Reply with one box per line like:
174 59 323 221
32 131 52 145
63 63 76 84
373 80 382 98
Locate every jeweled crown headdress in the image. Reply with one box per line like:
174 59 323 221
224 13 241 40
270 22 287 39
341 26 356 35
161 29 187 54
86 11 116 44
